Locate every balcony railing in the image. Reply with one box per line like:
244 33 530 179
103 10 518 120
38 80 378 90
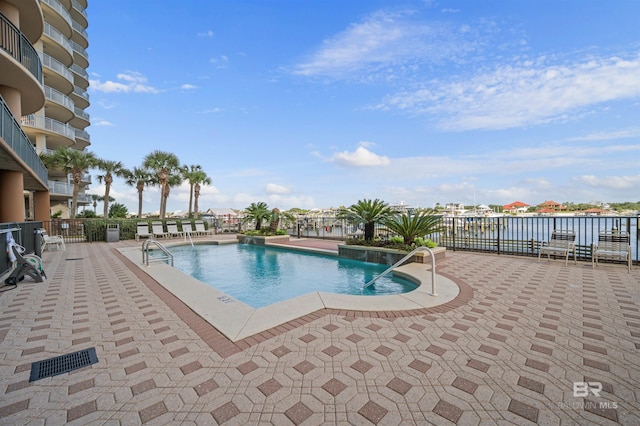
0 13 43 83
42 53 74 83
45 85 74 111
74 107 89 121
71 40 88 62
0 96 48 185
40 0 73 29
22 114 76 141
72 86 89 102
43 22 73 56
75 128 90 143
70 63 89 81
71 21 88 43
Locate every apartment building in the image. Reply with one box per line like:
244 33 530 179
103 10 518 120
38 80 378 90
0 0 91 222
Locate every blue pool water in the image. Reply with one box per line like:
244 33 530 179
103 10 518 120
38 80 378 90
168 244 418 308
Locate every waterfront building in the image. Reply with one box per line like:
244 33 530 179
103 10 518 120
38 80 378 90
0 0 91 221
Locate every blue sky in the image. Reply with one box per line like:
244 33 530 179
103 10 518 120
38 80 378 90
86 0 640 214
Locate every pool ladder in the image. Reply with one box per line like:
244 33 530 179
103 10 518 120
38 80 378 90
142 239 174 266
364 246 437 296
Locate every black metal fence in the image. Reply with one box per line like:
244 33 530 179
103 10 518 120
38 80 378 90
283 215 639 265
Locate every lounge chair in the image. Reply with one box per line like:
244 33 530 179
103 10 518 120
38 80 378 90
194 220 215 236
135 222 151 241
592 231 632 273
166 221 183 238
181 221 194 236
538 230 576 266
41 229 66 251
151 221 169 239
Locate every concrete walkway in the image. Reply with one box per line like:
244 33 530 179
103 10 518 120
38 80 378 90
0 238 638 425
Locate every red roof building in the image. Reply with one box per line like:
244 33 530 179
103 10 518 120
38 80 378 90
503 201 530 213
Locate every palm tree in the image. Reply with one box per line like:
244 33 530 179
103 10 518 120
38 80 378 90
162 173 183 217
124 166 151 218
268 208 295 234
384 210 445 246
96 159 126 218
40 147 97 218
183 165 212 217
337 198 394 241
143 151 181 219
242 202 271 231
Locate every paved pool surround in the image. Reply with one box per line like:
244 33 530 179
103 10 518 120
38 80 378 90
118 239 459 341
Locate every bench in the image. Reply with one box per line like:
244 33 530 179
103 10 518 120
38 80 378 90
592 231 632 273
538 230 576 266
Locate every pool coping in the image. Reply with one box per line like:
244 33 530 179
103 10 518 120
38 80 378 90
116 240 464 343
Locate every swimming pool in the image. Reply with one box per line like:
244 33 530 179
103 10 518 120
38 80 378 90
169 243 418 308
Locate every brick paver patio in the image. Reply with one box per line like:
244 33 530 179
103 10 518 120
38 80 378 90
0 238 638 425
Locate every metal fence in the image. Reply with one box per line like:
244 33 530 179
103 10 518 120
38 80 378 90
6 215 636 266
282 215 639 265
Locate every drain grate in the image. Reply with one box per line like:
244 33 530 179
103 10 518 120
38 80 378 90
29 347 98 382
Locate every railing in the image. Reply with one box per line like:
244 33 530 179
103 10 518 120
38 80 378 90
42 53 74 83
284 215 640 266
21 114 76 141
0 12 43 84
45 86 74 111
40 0 73 28
142 239 173 266
364 246 437 295
43 23 73 56
0 96 49 185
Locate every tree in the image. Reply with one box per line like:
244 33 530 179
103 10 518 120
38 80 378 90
143 151 181 219
268 208 295 234
242 202 271 231
108 202 128 218
124 166 152 218
384 210 445 246
337 198 394 241
96 159 126 218
40 147 97 218
183 165 212 217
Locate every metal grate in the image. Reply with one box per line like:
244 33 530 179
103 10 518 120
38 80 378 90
29 347 98 382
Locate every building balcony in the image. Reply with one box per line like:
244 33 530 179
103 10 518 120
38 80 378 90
44 85 74 122
0 96 48 190
71 20 88 49
0 12 45 114
21 114 75 149
70 63 89 89
40 0 73 38
71 40 89 68
70 107 90 129
71 86 89 109
42 53 74 93
74 128 90 149
71 0 88 29
43 22 73 65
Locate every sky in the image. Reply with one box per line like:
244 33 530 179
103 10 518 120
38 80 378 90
85 0 640 215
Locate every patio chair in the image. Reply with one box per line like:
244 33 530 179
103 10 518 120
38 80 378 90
151 221 169 239
135 222 151 241
41 229 66 251
181 221 195 236
592 231 632 273
194 220 215 236
166 221 183 238
538 230 576 266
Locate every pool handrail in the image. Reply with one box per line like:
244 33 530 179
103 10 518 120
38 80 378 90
364 246 437 296
142 239 174 267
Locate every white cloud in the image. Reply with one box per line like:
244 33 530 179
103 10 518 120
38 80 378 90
573 174 640 189
93 118 114 127
181 83 198 90
330 145 390 167
292 10 483 81
198 30 214 38
265 183 291 194
90 71 160 94
380 52 640 130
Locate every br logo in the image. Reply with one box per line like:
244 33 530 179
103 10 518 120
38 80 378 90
573 382 602 397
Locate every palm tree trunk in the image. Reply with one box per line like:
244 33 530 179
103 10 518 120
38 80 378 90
194 183 200 216
137 183 144 218
188 183 194 217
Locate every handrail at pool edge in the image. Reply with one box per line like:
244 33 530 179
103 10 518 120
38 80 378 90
364 246 437 296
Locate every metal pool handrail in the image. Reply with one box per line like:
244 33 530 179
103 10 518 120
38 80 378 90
364 246 437 296
142 239 173 266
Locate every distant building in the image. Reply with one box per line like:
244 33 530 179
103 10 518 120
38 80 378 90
537 200 565 212
503 201 530 214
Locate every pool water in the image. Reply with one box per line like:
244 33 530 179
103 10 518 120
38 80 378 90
168 244 418 308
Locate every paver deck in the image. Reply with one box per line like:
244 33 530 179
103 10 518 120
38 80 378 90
0 237 638 425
